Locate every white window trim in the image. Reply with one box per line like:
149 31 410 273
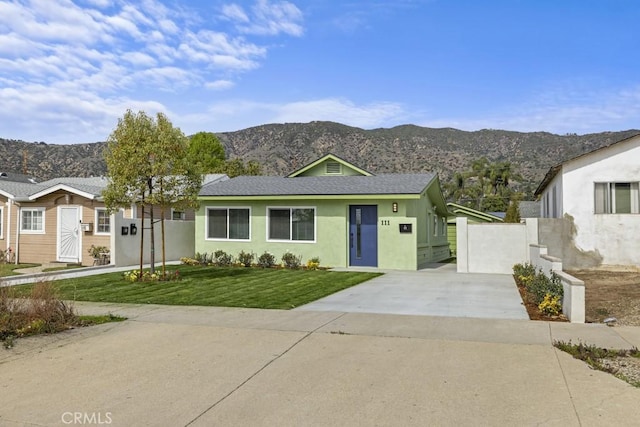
595 181 640 214
205 206 251 241
266 206 317 243
20 207 46 234
94 208 111 235
0 206 3 239
170 208 186 221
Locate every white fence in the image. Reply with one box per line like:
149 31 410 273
110 211 195 267
456 217 585 323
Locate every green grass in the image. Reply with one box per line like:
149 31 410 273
0 263 39 277
76 314 127 326
17 266 381 310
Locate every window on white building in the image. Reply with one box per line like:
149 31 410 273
594 182 640 214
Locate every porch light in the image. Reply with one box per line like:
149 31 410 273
392 202 398 213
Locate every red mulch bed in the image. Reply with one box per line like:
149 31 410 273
514 276 568 322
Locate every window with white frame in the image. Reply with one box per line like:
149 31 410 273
95 208 111 234
268 207 315 241
206 207 250 240
171 209 186 221
21 208 45 233
595 182 640 214
0 206 3 239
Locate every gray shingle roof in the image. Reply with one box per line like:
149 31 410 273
200 174 436 197
0 177 108 199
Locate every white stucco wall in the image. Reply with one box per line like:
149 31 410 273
550 136 640 267
456 217 529 274
111 211 195 267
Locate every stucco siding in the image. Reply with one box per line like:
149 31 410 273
559 139 640 266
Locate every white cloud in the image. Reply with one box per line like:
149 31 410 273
0 0 305 142
222 4 249 23
177 97 408 134
223 0 304 36
419 85 640 134
205 80 235 90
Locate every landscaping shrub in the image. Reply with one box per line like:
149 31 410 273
237 251 254 267
1 281 76 347
257 252 276 268
539 293 562 316
527 270 563 305
306 257 321 270
194 252 213 265
281 252 302 269
123 270 180 282
180 257 200 266
513 262 536 282
214 250 233 267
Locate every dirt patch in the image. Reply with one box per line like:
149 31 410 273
568 270 640 326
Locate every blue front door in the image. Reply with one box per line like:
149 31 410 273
349 205 378 267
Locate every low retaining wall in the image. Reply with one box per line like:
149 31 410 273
529 244 585 323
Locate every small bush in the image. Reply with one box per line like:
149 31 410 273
539 293 562 316
306 257 321 270
238 251 254 267
257 252 276 268
180 257 200 266
527 270 563 305
194 252 213 265
1 281 76 344
123 270 180 282
281 252 302 269
513 262 536 279
214 250 233 267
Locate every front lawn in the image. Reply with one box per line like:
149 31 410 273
0 263 39 277
18 266 381 309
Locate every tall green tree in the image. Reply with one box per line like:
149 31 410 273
445 157 522 212
103 110 202 278
187 132 225 173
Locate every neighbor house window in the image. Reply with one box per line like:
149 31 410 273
171 209 185 221
206 207 250 240
0 206 3 239
95 208 111 234
594 182 640 214
268 207 315 241
21 208 45 233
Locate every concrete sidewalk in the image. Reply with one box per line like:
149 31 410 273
1 303 639 426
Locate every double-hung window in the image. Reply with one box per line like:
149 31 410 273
594 182 640 214
95 208 111 234
206 207 250 240
268 207 315 241
21 208 45 233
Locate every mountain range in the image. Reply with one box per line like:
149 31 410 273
2 122 638 197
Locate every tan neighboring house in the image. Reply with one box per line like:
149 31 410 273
0 173 227 266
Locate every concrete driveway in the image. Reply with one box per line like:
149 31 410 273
297 263 529 320
2 303 639 426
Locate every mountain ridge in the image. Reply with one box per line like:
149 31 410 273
2 122 638 197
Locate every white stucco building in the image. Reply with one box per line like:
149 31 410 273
535 133 640 268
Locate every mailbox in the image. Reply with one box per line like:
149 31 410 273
399 223 412 233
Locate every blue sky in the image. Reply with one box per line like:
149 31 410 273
0 0 638 144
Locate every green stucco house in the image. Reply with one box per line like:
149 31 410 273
196 154 450 270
